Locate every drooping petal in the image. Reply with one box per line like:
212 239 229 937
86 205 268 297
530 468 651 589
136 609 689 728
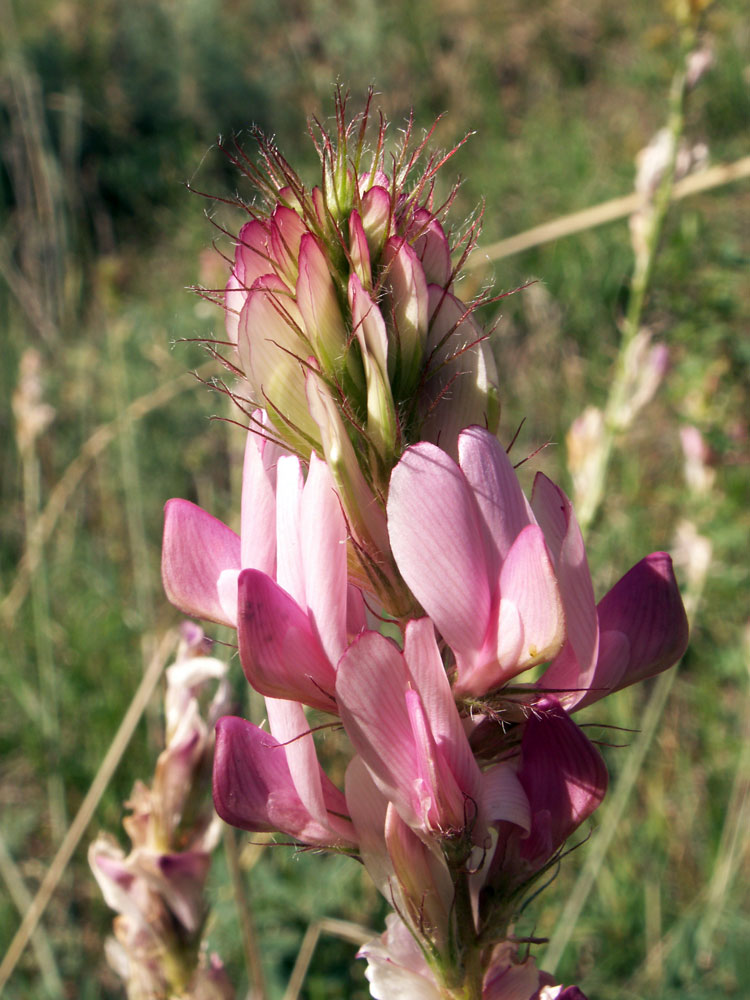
237 569 337 713
213 716 351 845
388 442 491 667
517 699 607 867
161 499 240 627
581 552 689 708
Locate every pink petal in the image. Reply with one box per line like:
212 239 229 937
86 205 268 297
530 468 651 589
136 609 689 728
360 185 392 258
265 697 351 834
348 271 388 373
479 764 531 833
388 442 491 665
532 473 599 705
240 422 279 576
301 453 348 663
162 499 240 627
238 275 318 447
496 525 566 673
404 618 482 816
274 455 304 603
382 237 428 391
336 632 421 828
269 205 306 288
458 426 534 577
216 568 240 625
237 569 337 713
348 209 372 286
403 208 452 286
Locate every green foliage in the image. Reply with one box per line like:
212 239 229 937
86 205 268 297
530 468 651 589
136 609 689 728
1 0 748 997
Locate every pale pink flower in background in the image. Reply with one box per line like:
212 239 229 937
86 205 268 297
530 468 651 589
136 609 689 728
90 627 234 999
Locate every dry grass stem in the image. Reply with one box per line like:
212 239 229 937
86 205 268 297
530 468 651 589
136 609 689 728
465 155 750 269
0 629 177 994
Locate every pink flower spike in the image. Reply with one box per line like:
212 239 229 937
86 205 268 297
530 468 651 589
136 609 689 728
161 499 240 627
212 716 354 846
517 699 607 867
237 569 337 713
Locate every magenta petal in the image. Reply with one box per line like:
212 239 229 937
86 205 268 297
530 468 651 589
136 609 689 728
237 569 337 713
518 699 607 866
213 716 346 844
162 499 240 627
388 442 491 666
587 552 689 705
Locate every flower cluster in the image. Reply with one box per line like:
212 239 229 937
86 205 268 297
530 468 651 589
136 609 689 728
164 95 689 999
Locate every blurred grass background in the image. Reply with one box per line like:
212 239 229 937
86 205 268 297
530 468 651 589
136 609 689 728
1 0 748 997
